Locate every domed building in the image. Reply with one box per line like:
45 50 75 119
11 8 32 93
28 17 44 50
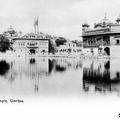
94 15 113 28
3 26 19 40
82 15 120 57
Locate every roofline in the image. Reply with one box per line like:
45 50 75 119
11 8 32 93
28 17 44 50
12 37 50 41
82 32 120 37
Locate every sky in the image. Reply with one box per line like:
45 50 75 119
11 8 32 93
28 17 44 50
0 0 120 39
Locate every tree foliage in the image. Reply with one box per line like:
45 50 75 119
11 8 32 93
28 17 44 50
55 37 67 47
49 40 56 54
0 35 10 52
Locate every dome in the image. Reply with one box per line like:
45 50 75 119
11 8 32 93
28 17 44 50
94 15 113 28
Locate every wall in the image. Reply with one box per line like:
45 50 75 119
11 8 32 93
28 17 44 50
110 35 120 58
111 25 120 33
110 46 120 58
110 36 120 45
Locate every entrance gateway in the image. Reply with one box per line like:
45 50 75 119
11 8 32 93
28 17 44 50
28 47 38 55
29 49 36 54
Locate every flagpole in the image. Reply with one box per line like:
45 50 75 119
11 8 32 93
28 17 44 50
34 18 36 34
37 17 39 34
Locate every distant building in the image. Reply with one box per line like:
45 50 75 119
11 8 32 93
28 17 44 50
56 40 82 56
3 26 22 41
82 15 120 57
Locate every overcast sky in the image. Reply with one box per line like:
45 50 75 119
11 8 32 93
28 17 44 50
0 0 120 39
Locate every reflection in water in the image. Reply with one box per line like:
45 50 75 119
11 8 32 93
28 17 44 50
48 58 82 74
83 60 120 94
0 57 82 96
83 60 111 92
30 58 36 64
104 61 110 70
0 60 10 76
55 65 66 72
1 57 120 97
48 59 54 74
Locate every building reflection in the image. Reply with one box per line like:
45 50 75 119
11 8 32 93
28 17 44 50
83 59 120 94
49 58 82 73
0 57 82 93
1 57 120 96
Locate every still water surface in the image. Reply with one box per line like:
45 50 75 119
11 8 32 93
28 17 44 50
0 56 120 98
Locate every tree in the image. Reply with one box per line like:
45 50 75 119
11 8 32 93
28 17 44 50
55 37 67 47
49 40 56 54
0 35 10 52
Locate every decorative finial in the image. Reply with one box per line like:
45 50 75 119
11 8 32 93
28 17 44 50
104 13 107 19
10 25 13 29
116 13 120 24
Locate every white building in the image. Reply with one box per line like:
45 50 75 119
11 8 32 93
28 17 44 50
56 41 82 57
12 37 49 56
82 15 120 57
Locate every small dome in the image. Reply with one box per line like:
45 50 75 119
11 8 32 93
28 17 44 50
8 26 16 34
116 14 120 23
82 22 90 27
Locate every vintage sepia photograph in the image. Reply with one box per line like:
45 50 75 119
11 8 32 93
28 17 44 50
0 0 120 120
